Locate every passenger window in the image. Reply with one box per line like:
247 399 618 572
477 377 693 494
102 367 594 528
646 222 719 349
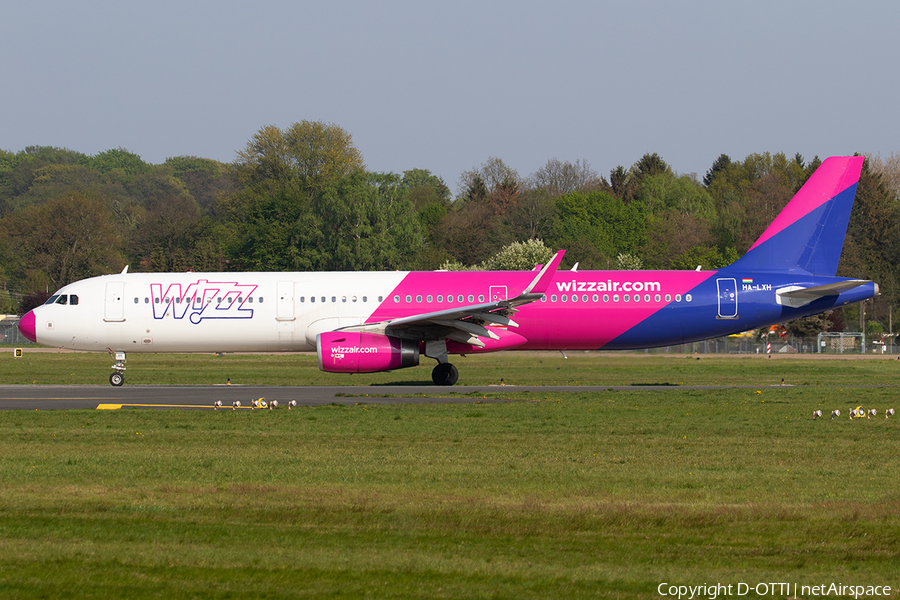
686 294 693 302
416 295 422 302
437 295 443 302
603 294 609 302
259 297 264 303
592 294 598 302
572 294 577 303
352 296 357 303
427 295 433 302
467 295 474 303
394 295 400 303
300 297 305 303
311 296 316 303
342 296 347 303
562 295 567 302
582 294 588 302
675 295 682 302
665 294 671 302
406 295 412 303
144 298 149 304
541 295 546 302
633 295 639 303
134 298 139 304
655 294 661 302
624 295 630 302
478 295 484 302
551 295 557 302
321 297 326 303
458 295 464 303
613 294 619 302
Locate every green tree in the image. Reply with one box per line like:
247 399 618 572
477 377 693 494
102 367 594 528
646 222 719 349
232 122 365 191
164 156 234 215
481 239 555 271
549 190 647 269
14 193 124 289
456 157 520 198
439 239 554 271
842 158 900 330
316 172 423 271
527 158 604 197
220 180 322 272
637 173 715 219
703 154 731 187
79 148 151 178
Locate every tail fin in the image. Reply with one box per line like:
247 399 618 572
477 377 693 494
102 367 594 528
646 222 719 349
729 156 864 275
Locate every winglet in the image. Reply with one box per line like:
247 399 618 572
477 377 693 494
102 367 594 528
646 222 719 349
522 250 565 296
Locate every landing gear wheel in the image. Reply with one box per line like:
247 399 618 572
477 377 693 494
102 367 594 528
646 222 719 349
432 363 459 386
110 372 124 387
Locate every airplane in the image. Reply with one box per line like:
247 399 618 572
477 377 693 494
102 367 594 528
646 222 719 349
18 156 877 387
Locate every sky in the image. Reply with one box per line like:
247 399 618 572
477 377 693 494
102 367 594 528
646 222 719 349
3 1 899 194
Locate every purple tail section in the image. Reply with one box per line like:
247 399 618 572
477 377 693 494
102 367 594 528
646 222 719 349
729 156 864 275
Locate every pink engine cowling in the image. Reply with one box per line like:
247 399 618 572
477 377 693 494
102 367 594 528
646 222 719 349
317 331 420 373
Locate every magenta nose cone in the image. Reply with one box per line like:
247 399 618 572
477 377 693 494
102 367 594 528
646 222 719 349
19 310 37 343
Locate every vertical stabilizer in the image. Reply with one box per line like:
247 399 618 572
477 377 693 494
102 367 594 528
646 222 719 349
729 156 864 275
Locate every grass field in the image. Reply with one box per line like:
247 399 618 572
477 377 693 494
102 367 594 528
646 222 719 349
1 352 899 598
6 348 900 387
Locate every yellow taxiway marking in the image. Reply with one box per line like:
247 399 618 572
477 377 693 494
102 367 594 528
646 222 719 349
97 403 212 410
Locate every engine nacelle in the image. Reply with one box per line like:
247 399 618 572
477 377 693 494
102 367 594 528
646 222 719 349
317 332 420 373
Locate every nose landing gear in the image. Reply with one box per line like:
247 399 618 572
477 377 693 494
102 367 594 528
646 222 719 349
109 350 126 386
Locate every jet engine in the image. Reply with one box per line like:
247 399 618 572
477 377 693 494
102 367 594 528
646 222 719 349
316 331 420 373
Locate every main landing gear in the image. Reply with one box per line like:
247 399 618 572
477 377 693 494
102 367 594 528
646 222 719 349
432 362 459 386
426 340 459 386
109 351 126 386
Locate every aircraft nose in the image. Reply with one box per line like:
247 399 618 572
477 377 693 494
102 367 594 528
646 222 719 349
18 310 37 343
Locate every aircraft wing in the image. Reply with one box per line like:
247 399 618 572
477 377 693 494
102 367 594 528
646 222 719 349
338 250 565 347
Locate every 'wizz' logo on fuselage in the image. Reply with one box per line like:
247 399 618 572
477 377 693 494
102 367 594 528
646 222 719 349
150 280 258 324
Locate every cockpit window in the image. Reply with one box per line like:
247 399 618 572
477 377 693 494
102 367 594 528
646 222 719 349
42 294 78 306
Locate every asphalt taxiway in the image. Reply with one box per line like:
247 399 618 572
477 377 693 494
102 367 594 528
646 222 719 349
0 383 857 410
0 384 754 410
0 384 534 410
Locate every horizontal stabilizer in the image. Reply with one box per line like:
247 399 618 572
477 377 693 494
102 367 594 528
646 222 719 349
776 280 876 308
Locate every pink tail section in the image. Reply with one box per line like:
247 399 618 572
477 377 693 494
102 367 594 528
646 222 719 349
732 156 864 275
748 156 863 252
